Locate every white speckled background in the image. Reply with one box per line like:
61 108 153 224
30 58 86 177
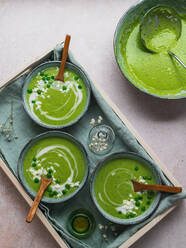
0 0 186 247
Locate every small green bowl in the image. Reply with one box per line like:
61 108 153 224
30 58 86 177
90 152 161 225
22 61 91 129
66 208 96 239
18 131 89 204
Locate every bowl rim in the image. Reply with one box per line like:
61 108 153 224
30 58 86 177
17 130 89 204
113 0 186 99
90 151 161 225
22 60 91 129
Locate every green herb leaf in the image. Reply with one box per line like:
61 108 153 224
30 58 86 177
65 184 71 190
27 89 32 94
34 178 39 183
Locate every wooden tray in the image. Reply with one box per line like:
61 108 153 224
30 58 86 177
0 42 180 248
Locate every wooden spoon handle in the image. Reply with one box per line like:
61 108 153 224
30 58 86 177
26 177 52 223
131 179 182 193
55 34 71 82
140 184 182 193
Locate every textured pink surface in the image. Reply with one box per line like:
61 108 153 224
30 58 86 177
0 0 186 248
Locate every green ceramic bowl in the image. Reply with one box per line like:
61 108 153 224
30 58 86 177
18 131 89 204
90 152 161 225
114 0 186 99
22 61 91 129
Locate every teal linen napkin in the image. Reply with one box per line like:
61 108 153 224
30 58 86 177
0 44 185 248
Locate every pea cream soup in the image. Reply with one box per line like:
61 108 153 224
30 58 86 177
117 16 186 97
94 158 156 219
26 67 87 126
23 137 86 199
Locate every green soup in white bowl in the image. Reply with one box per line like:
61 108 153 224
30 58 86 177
90 152 161 225
22 61 91 128
18 131 89 204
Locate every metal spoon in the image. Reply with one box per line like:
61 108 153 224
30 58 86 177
140 5 186 68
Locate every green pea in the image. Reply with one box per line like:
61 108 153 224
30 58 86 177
143 176 148 180
134 197 139 201
27 89 32 94
42 77 45 81
33 157 37 161
118 211 122 215
40 72 44 76
65 184 71 190
51 75 55 80
34 178 39 183
53 191 58 196
47 84 51 88
47 187 52 192
78 85 82 89
32 100 36 104
62 85 67 90
32 162 37 167
62 189 67 195
74 76 79 80
135 201 140 207
47 76 50 81
134 166 139 171
48 168 53 174
129 213 135 218
147 176 152 180
141 206 146 211
148 190 155 196
37 89 42 95
146 200 151 205
47 173 52 179
125 213 130 219
138 195 143 200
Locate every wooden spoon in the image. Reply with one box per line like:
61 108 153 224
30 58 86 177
131 179 182 194
26 176 52 223
55 34 71 82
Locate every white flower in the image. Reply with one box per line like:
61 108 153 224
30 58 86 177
90 118 96 126
98 224 104 230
